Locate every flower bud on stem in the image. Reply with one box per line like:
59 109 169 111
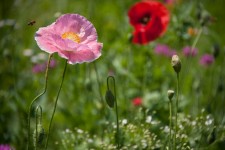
171 55 181 150
167 90 174 150
27 54 53 150
106 76 120 149
34 105 45 149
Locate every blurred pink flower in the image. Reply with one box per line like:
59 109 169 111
154 44 176 57
164 0 175 4
182 46 198 57
0 144 11 150
35 14 102 64
32 59 57 73
199 54 214 66
132 97 142 106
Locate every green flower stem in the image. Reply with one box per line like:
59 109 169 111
107 76 119 149
45 60 68 149
35 105 42 150
115 93 119 150
169 101 172 150
93 62 106 141
93 62 104 105
191 28 203 54
174 73 180 150
27 54 53 150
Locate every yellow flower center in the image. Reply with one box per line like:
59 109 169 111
61 32 81 43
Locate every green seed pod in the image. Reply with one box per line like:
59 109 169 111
167 90 175 101
33 123 45 147
105 90 115 108
171 55 181 73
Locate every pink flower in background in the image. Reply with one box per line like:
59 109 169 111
199 54 214 66
35 14 102 64
164 0 176 4
182 46 198 57
132 97 142 106
32 59 57 73
0 144 11 150
154 44 176 57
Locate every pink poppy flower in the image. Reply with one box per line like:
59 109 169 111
35 14 103 64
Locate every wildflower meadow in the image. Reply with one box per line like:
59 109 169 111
0 0 225 149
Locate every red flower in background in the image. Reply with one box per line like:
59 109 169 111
128 0 170 44
132 97 143 106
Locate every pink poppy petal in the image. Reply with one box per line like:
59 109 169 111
60 48 100 64
54 14 97 40
51 34 79 51
35 23 60 53
88 42 103 57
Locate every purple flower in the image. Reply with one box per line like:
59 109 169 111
164 0 175 4
199 54 214 66
32 59 57 73
182 46 198 57
0 144 11 150
154 44 176 57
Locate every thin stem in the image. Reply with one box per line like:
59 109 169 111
93 62 104 105
169 101 172 150
115 96 119 150
174 73 180 150
93 62 106 141
35 106 42 150
27 54 52 150
107 76 119 149
191 28 203 55
45 60 68 149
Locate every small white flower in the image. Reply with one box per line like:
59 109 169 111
191 121 196 126
88 138 93 143
23 49 33 57
122 119 128 125
77 129 84 134
65 128 70 133
146 116 152 123
164 126 170 133
205 119 213 126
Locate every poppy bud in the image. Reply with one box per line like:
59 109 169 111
105 90 115 108
171 55 181 73
167 90 175 101
33 123 45 147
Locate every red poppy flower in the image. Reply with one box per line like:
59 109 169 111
132 97 143 106
128 0 170 44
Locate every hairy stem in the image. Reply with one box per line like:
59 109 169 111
27 54 52 150
169 101 172 150
45 60 67 149
174 73 180 149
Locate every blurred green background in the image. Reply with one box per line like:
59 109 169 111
0 0 224 149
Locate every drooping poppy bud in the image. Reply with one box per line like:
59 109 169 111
105 90 115 108
167 90 175 101
171 55 181 73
